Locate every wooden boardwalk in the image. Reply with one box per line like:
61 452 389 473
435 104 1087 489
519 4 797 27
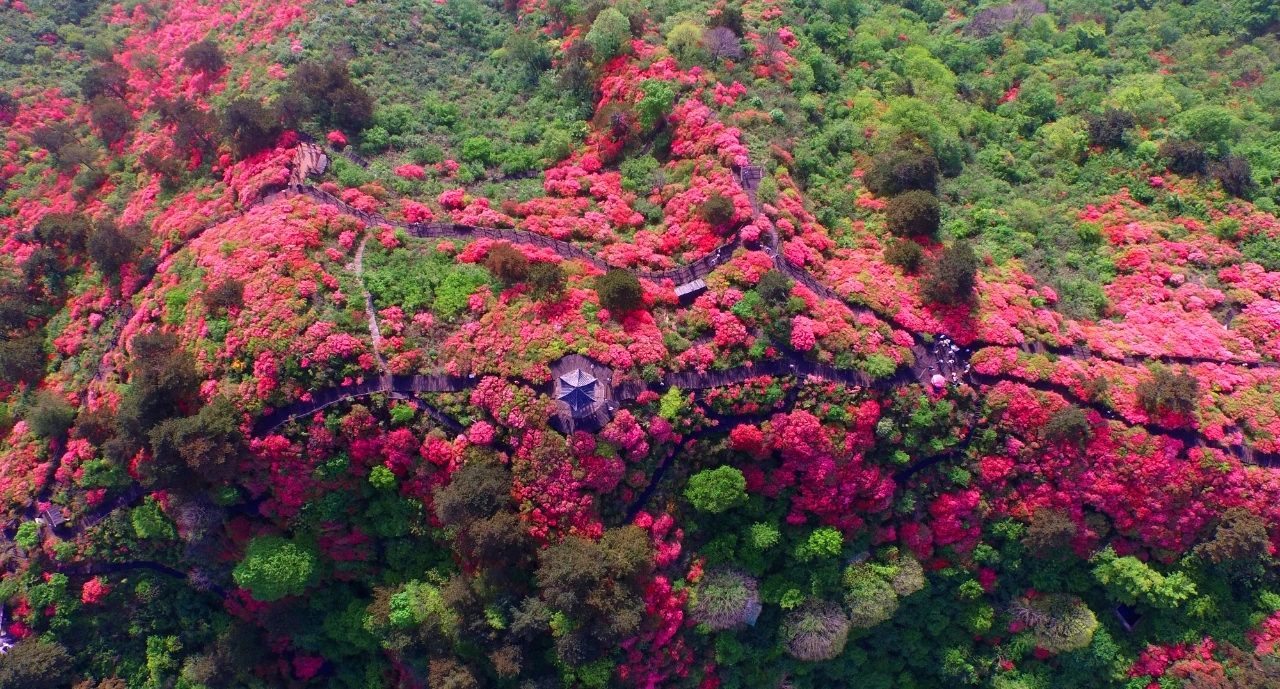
249 144 1280 466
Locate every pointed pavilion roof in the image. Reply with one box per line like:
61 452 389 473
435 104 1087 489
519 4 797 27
557 369 598 412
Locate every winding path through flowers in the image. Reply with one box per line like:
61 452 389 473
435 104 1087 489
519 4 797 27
37 140 1280 601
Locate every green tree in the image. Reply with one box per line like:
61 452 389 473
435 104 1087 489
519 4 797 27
884 238 925 273
0 334 45 387
528 262 567 301
434 461 512 527
636 79 676 131
0 640 72 689
884 189 940 238
586 8 631 61
796 526 843 561
285 59 374 132
844 563 899 628
684 466 747 513
387 580 457 636
221 97 282 159
665 22 704 64
698 193 737 228
233 535 320 601
131 497 177 540
691 568 760 630
595 269 643 313
483 243 530 287
1010 594 1098 654
1135 364 1199 416
536 526 652 660
24 390 74 439
182 38 225 73
756 270 792 307
1023 508 1077 556
1092 547 1196 609
921 241 978 306
1194 507 1271 564
1176 106 1241 143
780 600 850 662
369 465 397 490
80 61 129 100
502 32 551 81
148 395 247 485
14 521 39 549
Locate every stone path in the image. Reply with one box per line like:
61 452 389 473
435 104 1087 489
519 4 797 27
351 231 388 373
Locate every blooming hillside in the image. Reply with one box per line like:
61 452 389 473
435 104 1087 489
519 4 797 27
4 0 1280 687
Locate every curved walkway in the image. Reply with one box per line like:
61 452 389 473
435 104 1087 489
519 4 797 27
34 137 1280 598
263 144 1280 469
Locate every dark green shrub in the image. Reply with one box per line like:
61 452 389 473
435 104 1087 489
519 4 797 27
1158 139 1207 175
0 335 45 387
148 396 246 484
921 241 978 306
286 59 374 132
30 122 76 157
863 146 939 196
483 242 530 286
595 269 644 313
1136 365 1199 416
221 97 282 158
0 91 17 125
698 192 737 228
1241 233 1280 271
503 31 552 80
181 39 225 74
1085 108 1134 149
412 144 445 165
885 190 940 237
202 278 244 313
33 212 90 255
1213 155 1256 199
90 95 135 146
528 262 567 301
87 218 141 278
756 270 793 306
708 4 744 34
0 639 72 689
79 61 129 100
25 390 74 439
1043 406 1092 447
157 96 221 159
1194 507 1270 564
884 238 925 273
1023 509 1077 556
434 461 512 527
